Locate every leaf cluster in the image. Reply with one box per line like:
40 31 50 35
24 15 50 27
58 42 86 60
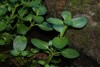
0 0 87 66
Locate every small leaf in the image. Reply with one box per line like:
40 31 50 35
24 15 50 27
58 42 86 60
0 39 5 45
0 7 7 16
13 36 27 51
21 0 41 7
17 24 28 35
37 22 53 31
38 60 45 65
21 0 37 7
1 33 12 45
45 64 50 67
61 11 71 21
34 0 42 5
8 5 12 12
24 14 33 21
10 50 20 56
0 21 7 32
64 20 73 26
47 18 63 25
33 15 44 23
61 48 79 58
18 8 27 17
71 17 87 28
52 36 69 49
21 51 29 56
31 38 49 50
32 6 47 15
10 0 18 3
31 48 39 53
53 24 67 33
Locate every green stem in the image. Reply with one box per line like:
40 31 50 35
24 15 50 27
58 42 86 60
47 54 53 64
46 48 54 64
60 25 67 38
7 4 18 25
10 21 18 33
54 52 60 55
26 22 35 33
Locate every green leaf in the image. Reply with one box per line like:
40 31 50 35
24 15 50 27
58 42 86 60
21 0 42 7
47 18 63 25
33 15 44 23
13 36 27 51
10 50 20 56
64 20 73 26
37 22 53 31
0 39 5 45
38 60 45 65
10 0 18 3
71 17 87 28
31 38 49 50
53 24 67 33
21 51 29 56
61 48 79 58
45 64 50 67
0 21 7 32
34 0 42 5
32 6 47 15
17 24 28 35
31 48 39 53
1 33 12 45
61 11 71 21
52 36 69 49
21 0 37 7
0 7 7 16
18 8 27 17
24 14 33 21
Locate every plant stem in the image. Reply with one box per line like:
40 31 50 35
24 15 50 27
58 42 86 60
60 25 67 38
10 21 18 33
46 48 54 64
47 54 53 64
27 22 35 33
7 4 19 25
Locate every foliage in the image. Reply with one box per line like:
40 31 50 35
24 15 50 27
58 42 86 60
0 0 87 66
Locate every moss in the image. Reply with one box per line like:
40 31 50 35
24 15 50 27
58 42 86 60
66 0 99 14
94 24 100 49
67 26 93 49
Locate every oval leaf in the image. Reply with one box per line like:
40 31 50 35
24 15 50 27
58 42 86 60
64 20 73 26
31 38 49 50
10 50 20 56
52 36 69 49
21 51 29 57
61 48 79 58
24 14 33 21
32 6 47 15
53 24 67 33
13 36 27 51
10 0 18 3
1 33 12 45
61 11 71 21
34 0 42 5
33 15 44 23
0 21 7 32
38 60 45 65
47 18 63 25
18 8 27 17
0 7 7 16
71 17 87 28
17 24 28 35
21 0 39 7
38 22 53 31
0 39 5 45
